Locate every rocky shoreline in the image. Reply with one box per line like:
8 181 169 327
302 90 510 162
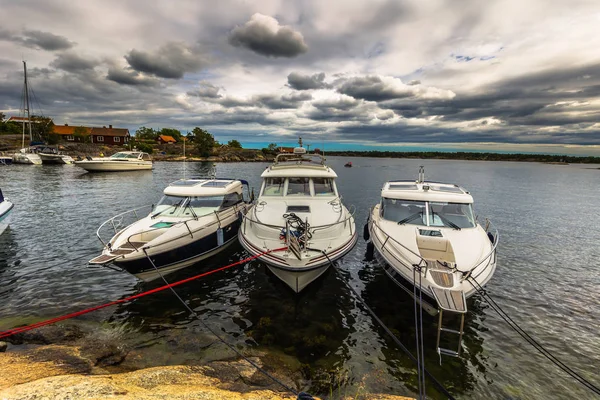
0 324 413 400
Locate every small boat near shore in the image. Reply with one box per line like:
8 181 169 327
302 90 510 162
239 138 357 293
37 146 74 164
0 188 14 236
344 161 352 167
74 151 152 172
90 177 252 280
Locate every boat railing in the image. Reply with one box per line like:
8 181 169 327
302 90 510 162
121 204 244 252
242 202 356 240
96 205 153 247
370 213 499 277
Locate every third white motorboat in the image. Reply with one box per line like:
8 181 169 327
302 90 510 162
366 167 498 357
38 146 74 164
74 151 152 172
239 139 357 293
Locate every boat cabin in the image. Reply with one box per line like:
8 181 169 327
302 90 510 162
109 151 151 161
151 179 247 218
379 181 476 229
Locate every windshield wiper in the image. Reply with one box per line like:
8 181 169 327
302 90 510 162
431 211 461 230
398 211 423 225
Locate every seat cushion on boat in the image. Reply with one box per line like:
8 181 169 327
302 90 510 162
416 234 456 263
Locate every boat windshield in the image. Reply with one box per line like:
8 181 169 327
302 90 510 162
111 152 140 159
381 198 427 226
381 198 476 228
261 177 337 197
429 202 475 228
152 194 239 218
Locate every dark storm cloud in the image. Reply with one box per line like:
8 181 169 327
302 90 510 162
307 97 375 122
256 92 312 109
214 92 312 109
287 72 329 90
228 14 308 58
50 53 97 73
187 82 222 98
0 29 74 51
106 68 159 87
124 42 208 79
338 76 412 101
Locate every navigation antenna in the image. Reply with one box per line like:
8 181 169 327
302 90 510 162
183 134 186 180
417 166 425 184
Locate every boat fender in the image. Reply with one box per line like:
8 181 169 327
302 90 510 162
363 222 370 241
297 393 314 400
487 232 495 244
238 211 244 223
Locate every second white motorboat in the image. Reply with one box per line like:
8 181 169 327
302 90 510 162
239 139 357 293
90 178 252 280
38 146 74 164
74 151 152 172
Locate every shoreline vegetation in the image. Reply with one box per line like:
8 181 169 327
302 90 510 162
2 131 600 163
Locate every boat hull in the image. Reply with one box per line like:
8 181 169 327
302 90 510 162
12 153 42 165
0 157 12 165
0 201 14 236
74 161 152 171
39 153 74 164
239 224 358 293
110 217 242 281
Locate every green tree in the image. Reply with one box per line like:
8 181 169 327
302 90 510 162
72 126 90 143
30 116 54 142
267 143 278 151
159 128 182 141
135 126 156 140
133 142 153 153
227 139 242 149
192 127 215 157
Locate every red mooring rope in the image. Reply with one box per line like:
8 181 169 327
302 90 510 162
0 247 287 340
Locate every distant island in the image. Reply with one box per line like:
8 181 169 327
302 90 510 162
321 150 600 164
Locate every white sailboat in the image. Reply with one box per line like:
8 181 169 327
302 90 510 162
12 61 42 165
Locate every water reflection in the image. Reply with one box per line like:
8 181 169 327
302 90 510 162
358 249 489 399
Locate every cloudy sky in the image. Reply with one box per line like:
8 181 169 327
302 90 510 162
1 0 600 154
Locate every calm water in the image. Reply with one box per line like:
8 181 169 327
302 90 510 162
1 157 599 399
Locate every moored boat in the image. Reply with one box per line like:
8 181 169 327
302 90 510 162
38 146 74 164
239 138 357 293
90 177 252 280
74 151 152 172
0 189 14 236
366 167 498 356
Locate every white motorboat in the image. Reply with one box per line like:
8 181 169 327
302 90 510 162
74 151 152 172
12 149 42 165
0 189 14 236
90 178 251 281
239 139 357 293
38 147 74 164
366 167 498 356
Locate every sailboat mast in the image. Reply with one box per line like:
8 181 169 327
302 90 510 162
23 61 33 143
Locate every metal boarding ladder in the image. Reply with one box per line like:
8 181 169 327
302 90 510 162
431 285 467 358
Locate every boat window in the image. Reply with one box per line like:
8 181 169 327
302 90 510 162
313 178 336 196
430 185 464 194
287 177 311 196
389 184 418 190
152 195 187 217
220 192 243 209
262 178 285 196
142 153 151 161
428 202 475 228
183 196 225 216
381 198 426 226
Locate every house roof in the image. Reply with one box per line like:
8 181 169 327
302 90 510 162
53 125 92 135
7 116 41 123
91 127 130 137
158 135 176 143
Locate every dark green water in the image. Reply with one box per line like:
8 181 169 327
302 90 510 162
1 157 599 399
